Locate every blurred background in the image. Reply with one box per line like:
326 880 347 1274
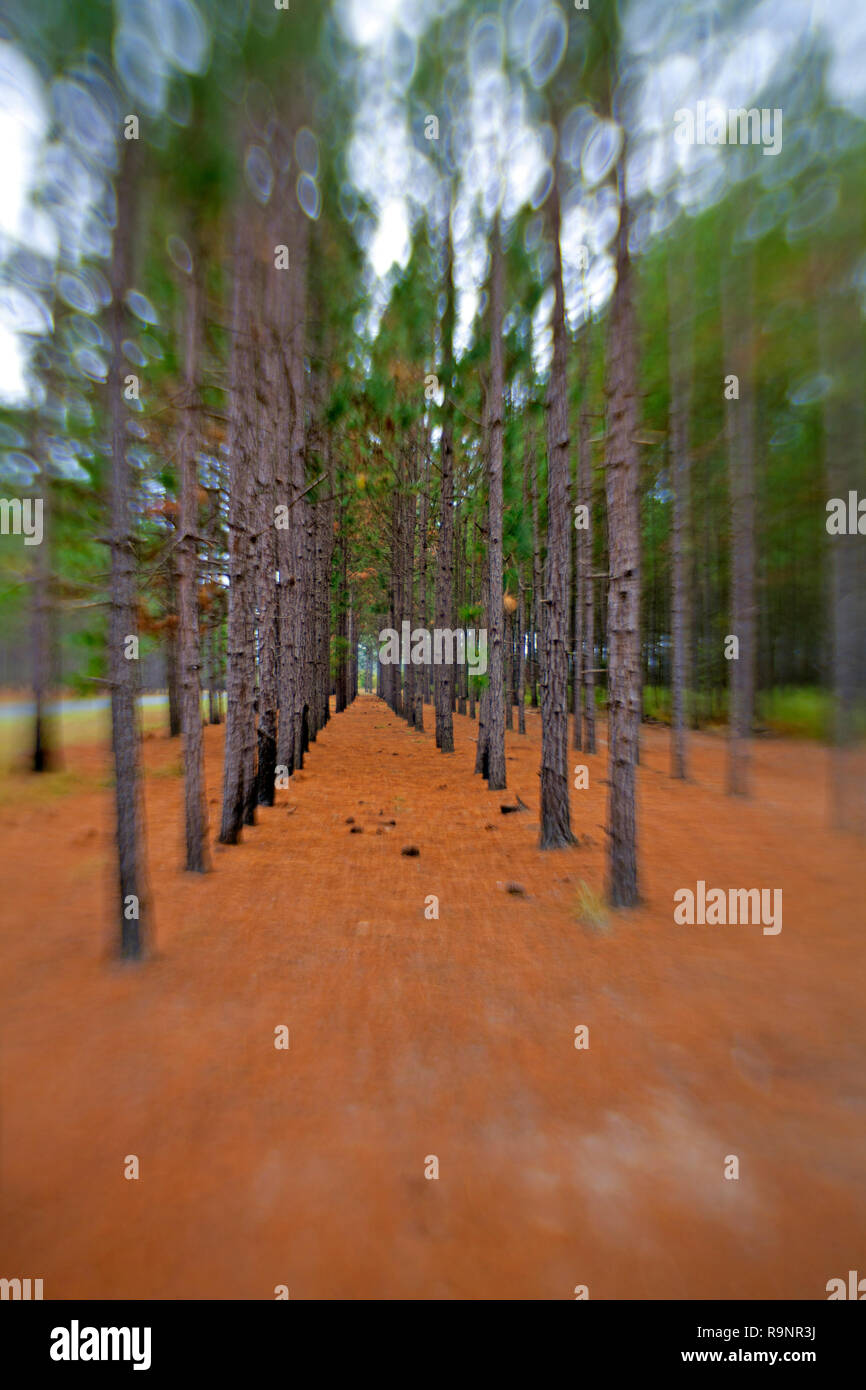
0 0 864 776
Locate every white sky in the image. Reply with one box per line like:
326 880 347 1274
0 41 51 406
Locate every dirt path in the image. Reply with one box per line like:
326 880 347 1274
1 694 864 1298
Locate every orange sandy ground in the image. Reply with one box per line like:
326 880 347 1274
1 694 864 1300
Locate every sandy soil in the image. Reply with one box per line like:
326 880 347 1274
1 694 863 1299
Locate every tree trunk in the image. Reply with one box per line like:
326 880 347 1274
391 471 403 718
486 213 507 790
818 257 866 832
539 172 573 848
516 575 526 734
577 319 596 754
177 236 210 868
336 512 349 713
468 529 477 721
668 240 692 780
254 256 280 805
723 247 756 797
530 420 542 708
31 459 56 772
604 167 641 905
456 512 467 716
289 203 312 766
108 137 149 957
435 213 456 752
415 441 429 729
206 451 223 724
219 206 258 844
404 446 417 728
165 591 180 738
504 609 513 731
474 523 490 777
571 395 582 752
276 189 310 772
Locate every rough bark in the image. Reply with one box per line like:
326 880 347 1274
336 513 349 714
504 608 513 732
456 512 467 716
723 248 756 797
604 177 641 904
289 202 312 765
571 395 582 752
107 137 149 957
254 255 280 806
486 213 507 790
529 420 542 708
539 172 574 848
206 451 224 724
404 445 417 729
322 437 337 725
577 319 596 754
390 471 403 718
468 531 477 722
415 441 429 729
668 241 692 780
30 458 56 772
474 521 490 777
165 591 180 738
516 573 526 735
219 206 258 844
177 235 210 868
435 213 456 752
276 189 311 772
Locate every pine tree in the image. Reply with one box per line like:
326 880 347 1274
539 166 574 848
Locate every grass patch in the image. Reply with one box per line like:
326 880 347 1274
756 687 831 741
642 684 838 741
575 880 610 934
0 768 103 808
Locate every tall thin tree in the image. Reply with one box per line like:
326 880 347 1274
108 136 149 955
176 229 210 867
539 165 574 847
668 237 693 780
604 148 641 905
486 212 507 790
577 317 596 754
219 203 258 844
723 245 756 797
435 212 456 752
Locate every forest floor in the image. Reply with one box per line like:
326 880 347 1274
1 694 864 1299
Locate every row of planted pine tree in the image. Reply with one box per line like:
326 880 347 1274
108 97 361 960
371 87 642 909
